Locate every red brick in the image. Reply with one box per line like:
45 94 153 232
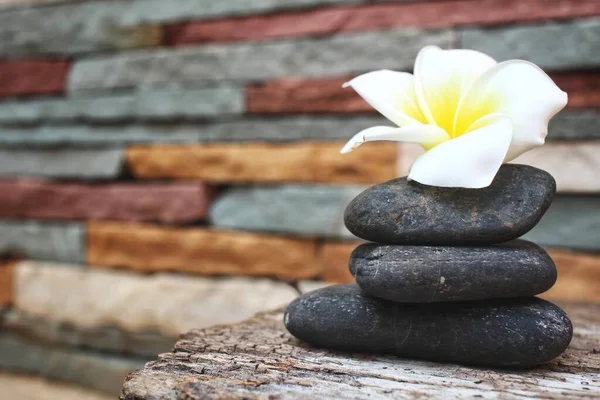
247 76 369 114
551 72 600 109
248 73 600 115
0 60 69 98
0 179 213 224
166 0 600 46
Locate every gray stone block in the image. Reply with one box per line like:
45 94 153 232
548 110 600 140
0 0 364 56
0 4 159 57
0 117 385 146
460 18 600 70
122 0 361 21
211 185 365 238
2 311 175 357
69 29 456 91
523 196 600 252
0 126 200 147
0 332 146 395
202 117 386 143
0 221 84 264
0 148 123 179
0 86 243 123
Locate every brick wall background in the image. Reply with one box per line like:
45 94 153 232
0 0 599 397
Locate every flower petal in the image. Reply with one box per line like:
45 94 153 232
343 70 428 126
414 45 497 135
408 115 513 188
340 125 450 154
454 60 568 161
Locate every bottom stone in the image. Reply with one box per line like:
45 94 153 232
284 285 572 367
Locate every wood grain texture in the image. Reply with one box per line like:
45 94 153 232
121 303 600 399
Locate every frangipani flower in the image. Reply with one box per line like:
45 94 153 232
340 45 568 188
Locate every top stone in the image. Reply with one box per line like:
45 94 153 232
344 164 555 245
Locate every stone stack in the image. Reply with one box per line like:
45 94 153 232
285 164 573 367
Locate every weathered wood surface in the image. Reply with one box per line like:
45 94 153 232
121 303 600 399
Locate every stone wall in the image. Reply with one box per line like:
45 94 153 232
0 0 599 396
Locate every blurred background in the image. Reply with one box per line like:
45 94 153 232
0 0 598 398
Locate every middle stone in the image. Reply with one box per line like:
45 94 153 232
350 240 557 303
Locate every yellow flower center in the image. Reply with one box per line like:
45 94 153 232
426 78 501 141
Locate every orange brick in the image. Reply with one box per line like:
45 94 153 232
541 250 600 304
0 260 16 306
126 142 397 184
87 222 320 280
319 242 360 284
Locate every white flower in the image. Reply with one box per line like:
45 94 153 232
340 45 568 189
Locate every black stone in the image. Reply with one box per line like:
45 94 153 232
350 240 557 303
284 285 572 367
344 164 555 245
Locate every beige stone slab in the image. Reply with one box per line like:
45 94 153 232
511 142 600 192
397 142 600 193
87 222 320 279
14 260 299 337
0 372 112 400
298 280 331 294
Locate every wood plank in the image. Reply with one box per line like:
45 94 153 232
121 303 600 399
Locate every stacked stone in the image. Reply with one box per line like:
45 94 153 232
285 165 573 367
